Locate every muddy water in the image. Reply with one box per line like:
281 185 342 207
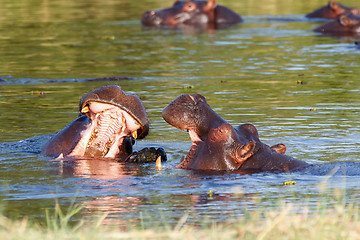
0 0 360 227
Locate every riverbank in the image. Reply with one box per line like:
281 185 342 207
1 199 359 240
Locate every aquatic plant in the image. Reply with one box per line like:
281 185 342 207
1 193 359 240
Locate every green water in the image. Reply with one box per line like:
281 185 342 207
0 0 360 227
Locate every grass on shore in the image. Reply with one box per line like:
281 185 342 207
1 197 360 240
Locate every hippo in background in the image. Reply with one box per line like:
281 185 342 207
141 0 243 30
42 85 166 163
162 94 309 172
313 13 360 39
306 1 359 19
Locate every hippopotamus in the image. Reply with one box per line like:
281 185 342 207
313 13 360 37
306 1 359 19
141 0 243 29
162 94 309 172
42 85 166 162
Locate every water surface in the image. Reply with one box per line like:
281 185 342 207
0 0 360 227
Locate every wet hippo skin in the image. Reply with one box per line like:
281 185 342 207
314 13 360 37
162 94 309 172
306 1 359 19
42 85 165 162
141 0 243 29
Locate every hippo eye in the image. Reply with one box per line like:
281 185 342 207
183 2 197 12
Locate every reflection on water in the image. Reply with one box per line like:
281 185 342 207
55 158 152 227
0 0 360 227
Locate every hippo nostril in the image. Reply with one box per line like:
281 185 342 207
188 94 197 104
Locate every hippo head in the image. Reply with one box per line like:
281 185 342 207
42 85 149 159
314 13 360 36
142 0 218 28
162 94 256 170
76 85 149 158
80 85 149 139
162 94 307 172
162 94 226 142
306 1 359 19
142 0 243 29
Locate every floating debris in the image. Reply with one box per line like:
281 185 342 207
31 91 46 95
208 190 214 199
102 35 116 40
183 85 194 90
284 181 296 185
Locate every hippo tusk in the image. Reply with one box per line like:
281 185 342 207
131 130 137 139
156 156 162 170
81 105 90 113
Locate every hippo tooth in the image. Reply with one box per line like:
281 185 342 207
81 106 89 113
121 125 126 132
103 148 108 156
87 131 98 148
131 130 137 139
107 140 113 147
122 117 126 123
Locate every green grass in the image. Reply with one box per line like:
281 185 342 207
1 198 360 240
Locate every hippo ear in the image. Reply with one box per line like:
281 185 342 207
204 0 217 11
339 15 353 27
188 94 198 103
329 1 339 10
351 8 360 15
270 143 286 154
235 142 255 164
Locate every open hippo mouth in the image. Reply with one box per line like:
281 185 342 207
69 101 141 158
42 85 149 159
69 85 149 158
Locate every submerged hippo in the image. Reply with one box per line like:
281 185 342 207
141 0 243 29
306 1 359 19
314 13 360 37
162 94 309 172
42 85 165 162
